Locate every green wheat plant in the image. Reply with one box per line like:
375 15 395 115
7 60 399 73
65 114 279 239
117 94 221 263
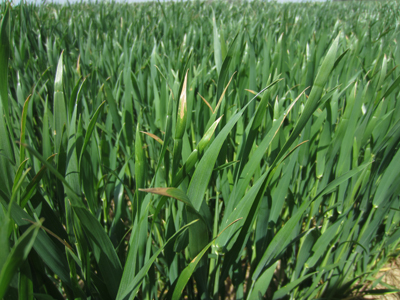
1 0 400 299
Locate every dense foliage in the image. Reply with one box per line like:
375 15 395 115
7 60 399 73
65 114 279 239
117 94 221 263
1 0 400 299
